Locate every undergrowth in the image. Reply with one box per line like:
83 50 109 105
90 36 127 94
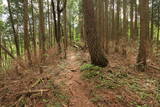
81 65 160 107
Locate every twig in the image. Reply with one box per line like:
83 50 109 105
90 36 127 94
16 89 49 96
31 79 41 88
0 44 26 69
148 65 160 71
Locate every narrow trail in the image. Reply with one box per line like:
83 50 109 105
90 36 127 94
52 50 95 107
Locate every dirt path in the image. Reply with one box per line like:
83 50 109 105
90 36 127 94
51 50 95 107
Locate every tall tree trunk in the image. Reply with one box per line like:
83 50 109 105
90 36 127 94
7 0 20 56
83 0 108 67
134 0 138 39
23 0 32 65
105 0 109 53
31 0 37 56
123 0 128 38
47 0 52 48
150 0 154 41
130 0 134 40
57 0 62 52
64 0 68 58
137 0 149 72
111 0 115 40
38 0 46 62
115 0 121 52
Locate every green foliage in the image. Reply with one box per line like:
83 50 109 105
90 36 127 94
82 70 104 80
130 102 148 107
80 64 102 72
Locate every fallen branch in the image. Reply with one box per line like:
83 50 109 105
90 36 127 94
0 44 26 69
0 44 15 59
31 79 42 88
148 65 160 71
16 89 49 96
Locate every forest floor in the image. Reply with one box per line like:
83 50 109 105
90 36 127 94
0 46 160 107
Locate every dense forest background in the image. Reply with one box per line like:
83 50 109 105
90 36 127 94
0 0 160 106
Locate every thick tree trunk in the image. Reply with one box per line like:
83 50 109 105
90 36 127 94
137 0 149 72
83 0 108 67
105 0 109 54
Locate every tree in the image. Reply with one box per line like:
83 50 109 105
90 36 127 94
38 0 46 62
23 0 32 65
130 0 134 40
51 0 66 53
7 0 20 56
123 0 128 38
83 0 108 67
137 0 149 72
31 0 37 56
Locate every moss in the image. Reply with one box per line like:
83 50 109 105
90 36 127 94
80 64 102 72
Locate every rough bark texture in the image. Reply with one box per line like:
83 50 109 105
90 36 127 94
83 0 108 67
137 0 149 72
105 0 109 53
23 0 32 65
38 0 46 62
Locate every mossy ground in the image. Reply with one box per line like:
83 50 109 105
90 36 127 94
81 64 160 107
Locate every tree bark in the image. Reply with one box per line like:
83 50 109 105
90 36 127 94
38 0 46 62
7 0 20 56
23 0 32 65
31 0 37 56
83 0 108 67
137 0 149 72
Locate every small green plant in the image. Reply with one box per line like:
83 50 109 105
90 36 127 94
82 70 103 79
80 64 102 71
